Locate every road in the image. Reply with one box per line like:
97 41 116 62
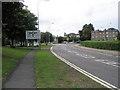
52 44 119 88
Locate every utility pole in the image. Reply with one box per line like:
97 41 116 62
37 0 41 49
104 29 107 41
37 0 50 47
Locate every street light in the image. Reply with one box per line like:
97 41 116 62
37 0 50 47
48 22 54 44
37 0 41 49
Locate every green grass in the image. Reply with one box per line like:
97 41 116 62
16 46 36 49
34 47 105 88
0 46 2 84
2 46 33 82
80 40 120 51
41 44 53 48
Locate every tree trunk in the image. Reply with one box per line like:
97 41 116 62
10 39 15 48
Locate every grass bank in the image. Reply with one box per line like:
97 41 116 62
2 46 34 82
80 40 120 51
34 46 105 88
40 44 53 49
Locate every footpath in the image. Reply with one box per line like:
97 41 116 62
3 49 37 88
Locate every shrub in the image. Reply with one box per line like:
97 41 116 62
80 41 120 51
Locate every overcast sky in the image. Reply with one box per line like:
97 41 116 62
24 0 119 36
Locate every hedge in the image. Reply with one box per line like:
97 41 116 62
80 41 120 51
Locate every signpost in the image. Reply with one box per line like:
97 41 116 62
26 30 41 48
26 30 40 39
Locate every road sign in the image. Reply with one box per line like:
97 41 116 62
26 30 40 39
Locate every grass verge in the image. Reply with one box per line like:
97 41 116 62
41 44 53 49
34 46 105 88
2 46 34 82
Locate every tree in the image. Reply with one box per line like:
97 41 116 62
2 2 24 47
58 36 63 43
15 9 38 46
81 23 94 40
2 2 38 47
117 31 120 40
63 37 67 41
41 32 54 44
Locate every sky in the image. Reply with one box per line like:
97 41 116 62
24 0 119 36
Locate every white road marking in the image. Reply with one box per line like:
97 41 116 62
76 53 95 59
95 59 120 68
75 53 80 56
67 50 96 59
67 49 119 68
50 47 118 89
67 51 72 53
75 45 117 57
116 56 119 58
99 53 113 56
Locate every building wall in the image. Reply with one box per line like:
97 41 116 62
91 30 119 41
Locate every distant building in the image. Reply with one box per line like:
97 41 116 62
91 28 119 41
64 32 80 42
64 33 80 37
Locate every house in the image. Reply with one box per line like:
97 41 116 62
64 32 80 42
91 28 119 41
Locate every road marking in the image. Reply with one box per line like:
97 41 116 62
98 53 113 56
51 47 118 89
74 45 119 58
95 59 120 68
67 50 96 59
67 51 72 53
116 56 119 58
76 53 95 59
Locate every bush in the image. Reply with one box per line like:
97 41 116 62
80 41 120 51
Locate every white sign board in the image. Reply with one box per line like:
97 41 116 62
26 30 40 39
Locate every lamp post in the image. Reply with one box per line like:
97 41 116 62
37 0 50 47
48 22 54 44
37 0 41 49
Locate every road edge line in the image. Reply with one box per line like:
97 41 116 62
50 46 118 89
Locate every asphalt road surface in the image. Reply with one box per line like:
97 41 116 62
52 44 119 88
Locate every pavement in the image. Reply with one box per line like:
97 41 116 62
3 49 37 88
52 44 119 88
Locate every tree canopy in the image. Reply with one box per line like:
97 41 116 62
41 32 54 44
2 2 38 47
79 23 94 41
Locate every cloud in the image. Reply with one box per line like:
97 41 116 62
24 0 119 36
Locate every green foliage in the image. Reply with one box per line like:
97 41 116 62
41 32 54 43
58 36 63 43
80 23 94 41
81 41 120 51
2 2 38 47
41 44 53 48
35 49 104 88
63 37 67 41
2 46 32 82
117 32 120 40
